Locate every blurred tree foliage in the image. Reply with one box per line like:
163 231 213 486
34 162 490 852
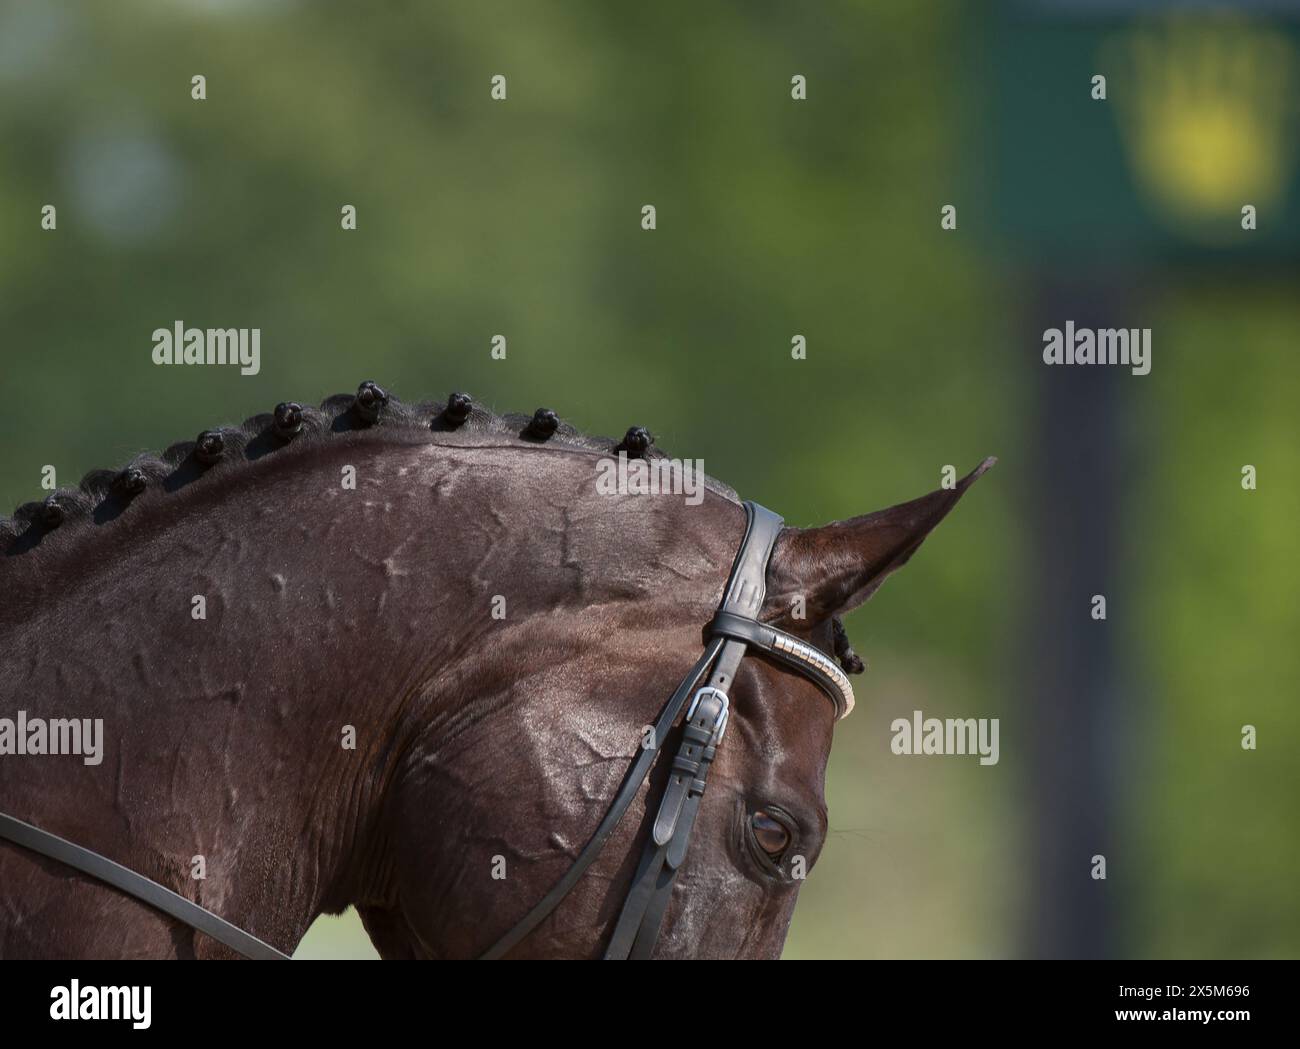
1130 284 1300 958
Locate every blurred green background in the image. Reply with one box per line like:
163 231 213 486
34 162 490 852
1 0 1296 959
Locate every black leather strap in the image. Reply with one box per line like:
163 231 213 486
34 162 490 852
719 502 783 619
603 661 732 960
0 812 289 960
479 636 726 959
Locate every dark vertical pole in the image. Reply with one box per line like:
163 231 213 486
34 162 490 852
1023 280 1124 958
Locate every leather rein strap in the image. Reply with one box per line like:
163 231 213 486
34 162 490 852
483 500 853 960
0 810 290 960
0 500 852 961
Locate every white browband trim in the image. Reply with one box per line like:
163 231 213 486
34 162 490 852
771 632 856 719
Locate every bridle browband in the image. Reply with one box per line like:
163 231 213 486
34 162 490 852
0 500 853 961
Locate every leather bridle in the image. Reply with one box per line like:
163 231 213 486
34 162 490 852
483 500 853 958
0 500 853 960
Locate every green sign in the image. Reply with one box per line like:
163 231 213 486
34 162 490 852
990 12 1300 260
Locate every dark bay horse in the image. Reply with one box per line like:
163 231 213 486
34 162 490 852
0 384 991 959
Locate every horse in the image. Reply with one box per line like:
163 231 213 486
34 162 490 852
0 383 991 959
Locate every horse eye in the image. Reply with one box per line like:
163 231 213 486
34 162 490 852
751 811 791 857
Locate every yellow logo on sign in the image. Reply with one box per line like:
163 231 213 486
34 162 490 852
1104 19 1296 242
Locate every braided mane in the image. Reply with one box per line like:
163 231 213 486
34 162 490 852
1 382 868 675
0 382 739 559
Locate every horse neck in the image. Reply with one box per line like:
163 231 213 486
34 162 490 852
0 438 603 950
2 433 741 953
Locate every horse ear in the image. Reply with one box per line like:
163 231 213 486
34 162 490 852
766 458 995 626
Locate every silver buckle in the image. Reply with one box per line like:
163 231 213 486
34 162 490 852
686 686 730 743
